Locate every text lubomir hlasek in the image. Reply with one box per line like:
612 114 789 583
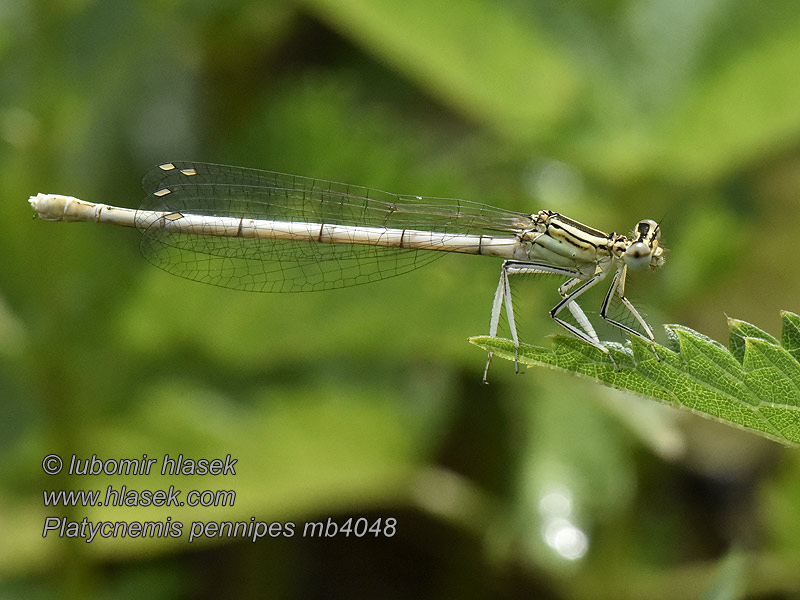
68 454 237 476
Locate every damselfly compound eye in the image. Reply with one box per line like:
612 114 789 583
624 241 652 269
636 219 660 241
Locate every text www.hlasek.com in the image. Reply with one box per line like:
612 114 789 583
43 485 234 508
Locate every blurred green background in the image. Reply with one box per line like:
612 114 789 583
2 0 800 598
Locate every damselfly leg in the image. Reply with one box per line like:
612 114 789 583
600 268 660 360
483 259 660 382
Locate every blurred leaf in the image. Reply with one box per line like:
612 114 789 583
301 0 579 142
492 371 636 569
661 11 800 181
471 312 800 445
762 450 800 556
701 552 748 600
658 197 742 306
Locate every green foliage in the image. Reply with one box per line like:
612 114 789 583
5 0 800 598
472 312 800 445
702 552 748 600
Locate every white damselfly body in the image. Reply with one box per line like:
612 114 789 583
29 161 665 380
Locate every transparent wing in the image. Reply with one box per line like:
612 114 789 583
136 161 532 293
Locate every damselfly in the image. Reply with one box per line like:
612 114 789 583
29 161 665 379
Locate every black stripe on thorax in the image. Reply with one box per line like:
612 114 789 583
548 212 609 239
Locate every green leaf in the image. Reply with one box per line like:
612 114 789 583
701 552 748 600
302 0 579 143
470 312 800 446
728 316 779 363
661 13 800 182
781 310 800 362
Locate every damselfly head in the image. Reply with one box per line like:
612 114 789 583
623 219 664 270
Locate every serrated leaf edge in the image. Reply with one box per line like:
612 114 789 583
469 312 800 445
